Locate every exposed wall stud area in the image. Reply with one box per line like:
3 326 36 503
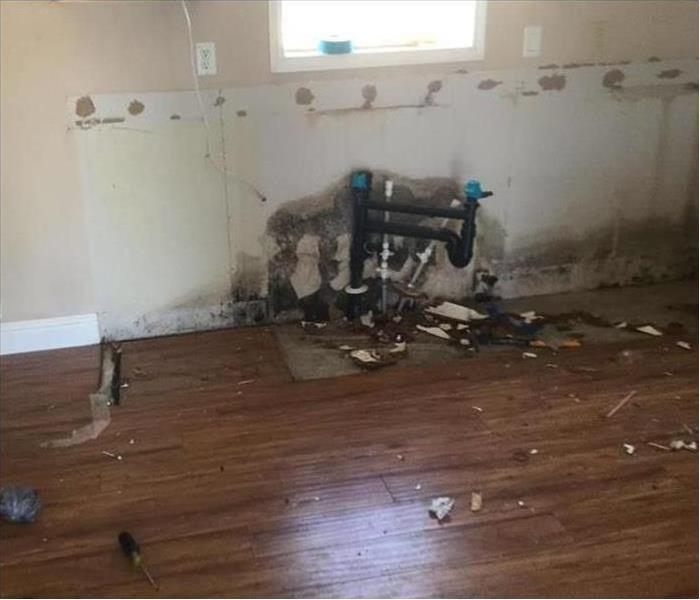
0 1 697 597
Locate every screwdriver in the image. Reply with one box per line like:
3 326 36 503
118 531 159 590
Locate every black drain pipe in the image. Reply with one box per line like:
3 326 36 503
345 171 492 318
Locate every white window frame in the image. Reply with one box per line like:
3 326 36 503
269 0 487 73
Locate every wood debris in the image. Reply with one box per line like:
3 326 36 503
605 390 637 418
470 492 482 512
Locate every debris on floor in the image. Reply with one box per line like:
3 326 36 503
676 341 692 351
348 348 396 369
522 352 538 359
635 324 663 337
670 440 698 452
102 450 123 461
605 390 637 418
647 441 671 451
0 486 42 523
425 301 487 323
429 496 455 522
301 321 327 330
470 492 482 512
416 324 452 340
622 443 636 455
359 312 375 328
517 500 526 508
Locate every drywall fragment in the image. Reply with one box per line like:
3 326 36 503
425 302 486 322
670 440 697 452
615 321 628 329
520 310 542 324
389 341 407 354
416 325 451 340
349 349 380 364
522 352 538 359
415 484 422 490
636 325 663 336
429 497 455 522
438 323 453 331
360 312 375 328
338 345 354 351
605 390 637 418
301 321 327 329
517 500 526 508
472 406 483 413
290 234 322 299
676 341 692 351
102 451 123 461
470 492 482 512
622 443 636 455
529 448 539 455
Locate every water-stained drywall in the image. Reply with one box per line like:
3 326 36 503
68 58 698 338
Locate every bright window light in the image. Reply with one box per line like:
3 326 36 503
269 1 487 73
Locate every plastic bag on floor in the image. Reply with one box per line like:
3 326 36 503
0 486 41 523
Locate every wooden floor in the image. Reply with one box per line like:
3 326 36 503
1 327 697 598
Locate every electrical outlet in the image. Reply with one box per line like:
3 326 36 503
522 25 542 58
196 42 217 76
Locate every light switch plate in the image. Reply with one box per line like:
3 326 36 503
522 26 542 58
196 42 217 75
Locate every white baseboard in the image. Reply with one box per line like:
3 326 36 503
0 313 100 355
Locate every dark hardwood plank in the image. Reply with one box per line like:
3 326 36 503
1 327 697 597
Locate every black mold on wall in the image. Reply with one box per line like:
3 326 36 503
265 172 461 319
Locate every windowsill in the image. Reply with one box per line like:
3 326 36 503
271 46 485 73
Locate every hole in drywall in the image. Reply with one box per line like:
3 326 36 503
657 69 682 79
538 73 566 91
128 100 145 115
361 84 377 109
75 95 96 117
478 79 502 90
295 87 315 105
602 69 625 89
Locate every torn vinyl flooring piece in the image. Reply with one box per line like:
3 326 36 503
41 344 119 449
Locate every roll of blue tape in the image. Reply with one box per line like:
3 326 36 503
318 37 352 55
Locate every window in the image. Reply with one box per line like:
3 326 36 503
269 1 487 73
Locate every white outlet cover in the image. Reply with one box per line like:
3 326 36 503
196 42 217 75
522 26 542 58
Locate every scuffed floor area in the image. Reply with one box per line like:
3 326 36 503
0 282 697 597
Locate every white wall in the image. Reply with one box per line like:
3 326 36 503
70 58 698 338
